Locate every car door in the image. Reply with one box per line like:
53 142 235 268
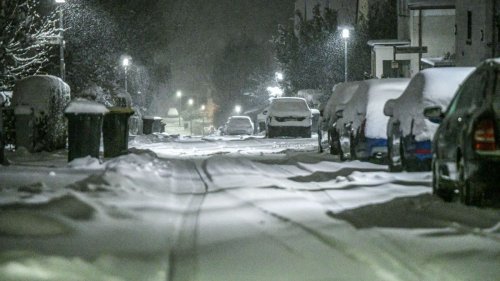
439 70 487 169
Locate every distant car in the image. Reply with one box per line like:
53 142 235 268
224 116 254 135
321 82 362 155
265 97 312 138
424 59 500 206
335 78 410 162
384 67 475 172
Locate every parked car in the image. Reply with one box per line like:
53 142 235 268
384 67 475 172
335 78 410 162
265 97 312 138
424 59 500 206
224 116 254 135
320 81 362 155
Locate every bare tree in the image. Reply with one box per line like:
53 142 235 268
0 0 58 89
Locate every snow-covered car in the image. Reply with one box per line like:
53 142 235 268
321 81 362 155
384 67 474 172
424 59 500 206
265 97 312 138
336 78 410 162
224 116 254 135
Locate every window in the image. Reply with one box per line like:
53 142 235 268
467 11 472 45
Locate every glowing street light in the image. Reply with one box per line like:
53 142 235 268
275 72 283 81
234 105 242 114
188 98 194 106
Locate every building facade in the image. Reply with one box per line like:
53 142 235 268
455 0 500 66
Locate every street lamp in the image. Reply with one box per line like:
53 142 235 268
275 72 283 81
187 98 194 135
341 28 350 82
176 90 182 126
55 0 66 80
122 57 130 94
234 105 242 114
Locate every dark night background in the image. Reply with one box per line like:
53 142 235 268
39 0 294 124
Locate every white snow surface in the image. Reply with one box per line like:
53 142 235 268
391 67 475 141
341 78 410 139
65 98 109 114
0 136 498 281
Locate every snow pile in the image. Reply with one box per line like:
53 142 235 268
65 98 109 115
341 78 410 139
68 156 104 170
392 67 474 141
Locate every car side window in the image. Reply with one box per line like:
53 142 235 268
494 72 500 111
448 70 487 114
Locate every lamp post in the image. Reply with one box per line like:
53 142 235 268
55 0 66 80
188 98 194 135
176 90 182 126
342 28 350 82
122 57 130 94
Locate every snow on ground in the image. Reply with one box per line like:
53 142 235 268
0 134 498 280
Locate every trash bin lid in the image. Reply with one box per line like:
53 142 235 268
65 98 109 115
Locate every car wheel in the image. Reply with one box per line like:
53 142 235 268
458 159 484 206
349 133 356 160
329 130 340 155
388 135 402 172
432 159 453 202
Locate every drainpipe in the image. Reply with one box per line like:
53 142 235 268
419 7 423 71
493 0 497 58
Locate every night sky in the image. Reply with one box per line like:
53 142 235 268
159 0 294 99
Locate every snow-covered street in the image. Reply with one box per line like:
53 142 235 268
0 135 499 281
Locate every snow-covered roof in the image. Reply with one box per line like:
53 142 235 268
65 98 109 115
367 40 410 47
392 67 474 141
407 0 455 10
343 78 410 139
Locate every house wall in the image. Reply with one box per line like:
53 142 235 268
455 0 500 66
372 46 419 78
409 9 456 58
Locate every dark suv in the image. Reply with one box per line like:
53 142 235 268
424 59 500 206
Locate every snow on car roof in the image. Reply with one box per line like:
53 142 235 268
344 78 410 139
391 67 474 141
324 81 362 125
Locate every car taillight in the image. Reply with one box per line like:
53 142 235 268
474 119 496 151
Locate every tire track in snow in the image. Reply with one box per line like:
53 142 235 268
168 160 208 281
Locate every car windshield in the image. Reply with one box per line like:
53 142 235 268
228 118 251 126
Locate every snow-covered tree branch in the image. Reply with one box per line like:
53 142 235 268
0 0 58 89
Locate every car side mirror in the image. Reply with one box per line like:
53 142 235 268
384 99 395 117
262 110 268 115
335 110 343 118
423 106 444 124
